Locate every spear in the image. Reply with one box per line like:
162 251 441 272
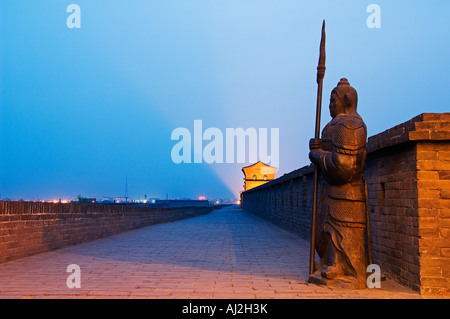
309 20 326 275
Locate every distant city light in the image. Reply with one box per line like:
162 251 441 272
198 196 206 200
50 200 70 204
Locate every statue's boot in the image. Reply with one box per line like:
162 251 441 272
321 266 340 280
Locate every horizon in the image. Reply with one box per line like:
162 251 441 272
1 1 450 201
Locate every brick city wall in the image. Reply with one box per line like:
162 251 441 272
242 113 450 295
241 165 316 242
0 202 214 264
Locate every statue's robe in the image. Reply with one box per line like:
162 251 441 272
312 113 368 288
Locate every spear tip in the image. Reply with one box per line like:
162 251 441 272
317 20 326 83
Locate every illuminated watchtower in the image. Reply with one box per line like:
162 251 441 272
242 161 277 192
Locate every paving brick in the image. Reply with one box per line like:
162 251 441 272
0 206 421 299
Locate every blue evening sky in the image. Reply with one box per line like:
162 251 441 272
1 1 449 201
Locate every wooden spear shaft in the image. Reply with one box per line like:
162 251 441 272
364 179 373 266
309 20 326 275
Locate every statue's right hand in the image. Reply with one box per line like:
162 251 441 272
309 138 322 150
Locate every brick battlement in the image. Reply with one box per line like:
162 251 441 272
0 202 214 265
367 113 450 153
242 113 450 296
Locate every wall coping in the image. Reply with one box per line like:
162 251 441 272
367 113 450 153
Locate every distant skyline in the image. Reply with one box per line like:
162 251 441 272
1 1 449 201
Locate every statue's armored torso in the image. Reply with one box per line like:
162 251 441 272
319 113 367 224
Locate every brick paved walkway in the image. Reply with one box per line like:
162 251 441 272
0 205 421 299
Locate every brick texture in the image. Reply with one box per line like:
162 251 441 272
0 202 214 265
416 141 450 295
242 165 315 241
242 113 450 296
365 143 421 292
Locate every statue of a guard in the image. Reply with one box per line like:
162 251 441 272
309 78 368 289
